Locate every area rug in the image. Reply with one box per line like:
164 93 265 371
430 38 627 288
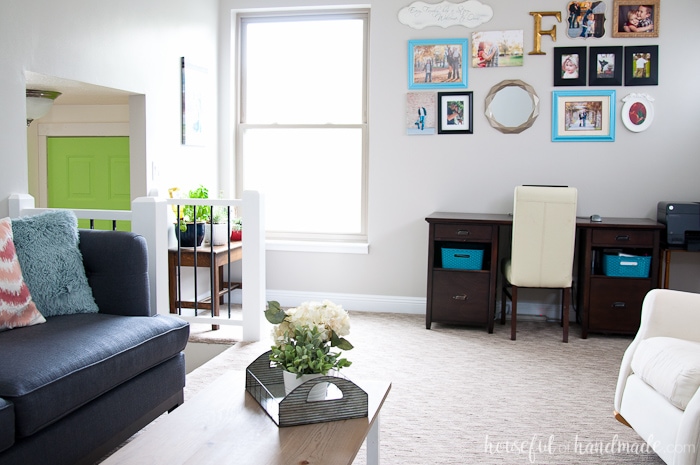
184 305 242 344
182 311 666 465
187 323 240 345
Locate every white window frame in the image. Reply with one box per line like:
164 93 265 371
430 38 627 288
235 10 369 250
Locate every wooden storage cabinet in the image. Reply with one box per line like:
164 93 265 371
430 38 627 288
426 213 511 333
578 219 662 337
430 270 490 324
588 278 649 333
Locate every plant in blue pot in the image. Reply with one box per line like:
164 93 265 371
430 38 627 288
176 185 210 247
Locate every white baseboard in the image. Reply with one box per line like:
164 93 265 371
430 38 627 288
260 290 571 321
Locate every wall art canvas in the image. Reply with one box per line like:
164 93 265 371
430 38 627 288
181 57 206 146
471 30 524 68
406 92 437 135
566 1 607 39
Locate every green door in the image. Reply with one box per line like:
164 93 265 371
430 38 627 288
47 137 131 231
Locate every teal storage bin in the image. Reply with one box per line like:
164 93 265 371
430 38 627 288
602 254 651 278
441 248 484 270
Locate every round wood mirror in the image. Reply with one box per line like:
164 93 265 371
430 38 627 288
484 80 539 134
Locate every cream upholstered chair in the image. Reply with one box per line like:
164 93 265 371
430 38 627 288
614 289 700 465
500 185 577 342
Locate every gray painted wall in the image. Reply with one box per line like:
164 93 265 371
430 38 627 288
2 0 698 315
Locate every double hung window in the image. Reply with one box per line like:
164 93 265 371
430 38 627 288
238 11 368 242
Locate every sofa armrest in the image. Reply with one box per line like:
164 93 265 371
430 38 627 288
79 229 153 317
615 289 700 413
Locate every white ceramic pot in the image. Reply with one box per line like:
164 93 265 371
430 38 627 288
282 370 328 401
207 223 229 246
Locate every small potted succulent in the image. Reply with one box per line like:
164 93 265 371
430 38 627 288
230 217 242 242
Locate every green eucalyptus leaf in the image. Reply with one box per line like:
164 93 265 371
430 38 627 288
264 300 286 324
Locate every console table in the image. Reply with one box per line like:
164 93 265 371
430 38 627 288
425 212 663 337
168 242 242 330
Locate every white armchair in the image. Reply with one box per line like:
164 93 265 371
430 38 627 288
614 288 700 465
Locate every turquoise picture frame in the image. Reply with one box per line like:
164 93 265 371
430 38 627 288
552 90 616 142
408 39 468 90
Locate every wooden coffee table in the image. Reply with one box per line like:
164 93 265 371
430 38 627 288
101 371 391 465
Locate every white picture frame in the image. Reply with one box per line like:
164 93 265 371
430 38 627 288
621 93 654 133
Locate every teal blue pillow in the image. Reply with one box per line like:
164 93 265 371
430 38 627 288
11 210 98 317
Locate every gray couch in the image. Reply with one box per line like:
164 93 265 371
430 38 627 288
0 229 189 465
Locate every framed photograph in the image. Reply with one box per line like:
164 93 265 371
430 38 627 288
553 47 587 86
408 39 468 90
552 90 616 142
566 1 607 39
181 57 206 146
612 0 659 38
437 92 473 134
406 92 437 135
624 45 658 86
588 46 623 86
621 92 655 132
471 30 524 68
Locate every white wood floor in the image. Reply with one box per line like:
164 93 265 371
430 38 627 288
183 342 232 374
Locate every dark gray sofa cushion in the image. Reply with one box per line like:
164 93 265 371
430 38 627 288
0 313 188 437
78 229 152 317
0 354 185 465
0 398 14 453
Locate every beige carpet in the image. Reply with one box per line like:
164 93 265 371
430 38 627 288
182 312 665 465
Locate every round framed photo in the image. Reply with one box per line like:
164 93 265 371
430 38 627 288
621 93 654 132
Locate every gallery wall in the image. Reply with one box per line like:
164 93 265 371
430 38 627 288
222 0 700 312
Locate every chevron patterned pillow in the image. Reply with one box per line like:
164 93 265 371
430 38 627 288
0 217 46 331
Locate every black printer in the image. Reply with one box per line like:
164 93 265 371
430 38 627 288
657 201 700 250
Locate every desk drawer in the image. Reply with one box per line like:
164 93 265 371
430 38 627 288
588 278 648 333
430 270 489 324
434 223 493 241
590 229 655 247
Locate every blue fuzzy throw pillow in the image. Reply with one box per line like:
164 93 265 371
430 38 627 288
11 210 98 317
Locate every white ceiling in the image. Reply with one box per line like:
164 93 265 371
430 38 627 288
25 71 134 105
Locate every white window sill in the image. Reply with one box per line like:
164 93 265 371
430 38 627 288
266 240 369 254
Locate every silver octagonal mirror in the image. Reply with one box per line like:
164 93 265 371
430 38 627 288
484 80 539 134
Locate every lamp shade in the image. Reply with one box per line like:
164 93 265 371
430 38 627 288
26 89 61 126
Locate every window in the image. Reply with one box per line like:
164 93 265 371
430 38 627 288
237 11 368 242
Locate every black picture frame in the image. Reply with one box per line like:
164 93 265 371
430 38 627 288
553 47 587 87
624 45 658 86
437 91 473 134
588 46 623 86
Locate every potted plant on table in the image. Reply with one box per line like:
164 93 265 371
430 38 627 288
265 300 353 398
177 185 211 247
209 206 232 246
230 217 242 242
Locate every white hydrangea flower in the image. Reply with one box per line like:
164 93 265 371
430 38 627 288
282 300 351 343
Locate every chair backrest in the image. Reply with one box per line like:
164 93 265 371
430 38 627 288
509 185 578 288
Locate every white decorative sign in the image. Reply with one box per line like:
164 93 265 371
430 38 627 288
398 0 494 29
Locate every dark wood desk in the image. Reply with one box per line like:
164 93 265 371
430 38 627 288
425 213 663 338
168 242 242 329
